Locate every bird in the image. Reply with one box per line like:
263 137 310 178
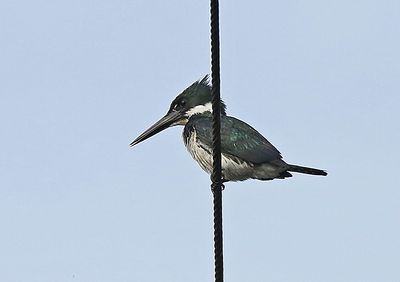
130 76 327 182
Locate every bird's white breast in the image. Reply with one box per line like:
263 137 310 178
183 130 254 181
184 129 213 175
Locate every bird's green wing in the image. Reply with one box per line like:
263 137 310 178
191 115 282 164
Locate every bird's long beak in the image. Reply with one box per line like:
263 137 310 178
130 110 183 147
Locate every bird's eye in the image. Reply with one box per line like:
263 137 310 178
173 100 186 110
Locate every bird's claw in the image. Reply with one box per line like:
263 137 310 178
211 182 225 192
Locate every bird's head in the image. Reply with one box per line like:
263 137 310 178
130 75 226 147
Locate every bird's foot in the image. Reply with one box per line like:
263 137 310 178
211 182 225 192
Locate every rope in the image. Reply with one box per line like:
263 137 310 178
210 0 224 281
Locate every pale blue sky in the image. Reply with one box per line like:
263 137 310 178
1 1 399 281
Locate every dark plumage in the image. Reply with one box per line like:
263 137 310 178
186 114 281 164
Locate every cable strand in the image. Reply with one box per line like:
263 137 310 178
210 0 223 281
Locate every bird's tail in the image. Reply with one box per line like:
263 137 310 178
287 164 327 176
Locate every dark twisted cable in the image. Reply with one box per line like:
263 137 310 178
210 0 223 281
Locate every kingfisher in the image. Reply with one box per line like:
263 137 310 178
130 76 327 182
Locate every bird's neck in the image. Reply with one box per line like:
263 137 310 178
185 102 227 119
